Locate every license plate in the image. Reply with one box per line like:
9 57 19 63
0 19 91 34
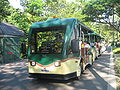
40 68 49 72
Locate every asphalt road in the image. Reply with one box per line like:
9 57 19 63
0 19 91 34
0 47 116 90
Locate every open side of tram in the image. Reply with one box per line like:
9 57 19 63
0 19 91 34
28 18 96 80
84 33 102 61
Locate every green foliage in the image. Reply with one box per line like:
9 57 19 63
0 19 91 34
22 0 45 16
21 0 87 20
43 0 86 20
82 0 120 32
115 60 120 74
82 0 112 21
6 10 30 34
113 48 120 54
113 24 120 88
0 0 13 21
1 0 118 42
108 0 120 17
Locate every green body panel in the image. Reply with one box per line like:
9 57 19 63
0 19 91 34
29 54 62 65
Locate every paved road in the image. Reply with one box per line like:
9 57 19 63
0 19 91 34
0 47 116 90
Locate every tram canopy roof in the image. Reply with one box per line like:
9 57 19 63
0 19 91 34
30 18 94 33
0 22 24 37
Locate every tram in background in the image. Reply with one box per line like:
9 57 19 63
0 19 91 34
27 18 103 80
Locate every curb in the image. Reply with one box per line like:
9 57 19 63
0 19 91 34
107 47 117 90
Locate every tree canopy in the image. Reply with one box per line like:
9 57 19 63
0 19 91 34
0 0 13 21
82 0 120 32
0 0 119 41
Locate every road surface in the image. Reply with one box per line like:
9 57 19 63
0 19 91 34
0 47 116 90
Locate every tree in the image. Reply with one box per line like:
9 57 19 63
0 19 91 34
7 10 31 34
108 0 120 17
16 0 89 35
21 0 86 20
21 0 46 17
0 0 13 21
82 0 120 32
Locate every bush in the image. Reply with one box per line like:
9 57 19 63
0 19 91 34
113 48 120 54
115 60 120 74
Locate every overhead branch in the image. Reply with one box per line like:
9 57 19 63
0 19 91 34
98 19 120 32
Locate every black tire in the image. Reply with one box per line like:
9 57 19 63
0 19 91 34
80 61 84 73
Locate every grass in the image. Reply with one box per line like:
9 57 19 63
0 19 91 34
115 60 120 74
113 48 120 54
114 59 120 90
117 77 120 90
113 47 120 90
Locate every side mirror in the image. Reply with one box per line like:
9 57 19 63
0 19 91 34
71 39 80 53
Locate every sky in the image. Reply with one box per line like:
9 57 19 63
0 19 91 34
8 0 23 10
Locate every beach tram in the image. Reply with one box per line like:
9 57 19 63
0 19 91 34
0 22 24 64
28 18 94 80
86 33 101 61
79 29 95 66
87 33 105 59
81 33 96 62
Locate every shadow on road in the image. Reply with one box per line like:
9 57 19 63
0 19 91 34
0 47 115 90
88 67 114 90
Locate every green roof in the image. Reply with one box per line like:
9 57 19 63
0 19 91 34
30 18 95 34
30 18 77 28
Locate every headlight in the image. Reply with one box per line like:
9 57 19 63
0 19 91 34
30 61 36 66
54 61 61 67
